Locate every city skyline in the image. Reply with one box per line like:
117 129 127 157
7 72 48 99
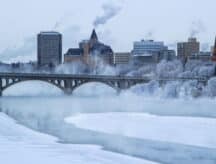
1 2 216 164
0 0 216 63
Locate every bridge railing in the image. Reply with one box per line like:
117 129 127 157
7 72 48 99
0 72 210 82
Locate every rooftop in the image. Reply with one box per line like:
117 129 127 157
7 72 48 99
39 31 61 35
188 37 198 42
134 40 164 45
65 48 83 56
90 42 113 55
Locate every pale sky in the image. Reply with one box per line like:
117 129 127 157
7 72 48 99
0 0 215 62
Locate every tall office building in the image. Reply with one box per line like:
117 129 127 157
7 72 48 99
177 37 200 60
37 32 62 66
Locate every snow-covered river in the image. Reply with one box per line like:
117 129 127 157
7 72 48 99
0 82 216 164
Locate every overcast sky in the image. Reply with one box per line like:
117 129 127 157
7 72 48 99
0 0 215 62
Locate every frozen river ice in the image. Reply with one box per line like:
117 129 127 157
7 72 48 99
0 82 216 163
66 113 216 149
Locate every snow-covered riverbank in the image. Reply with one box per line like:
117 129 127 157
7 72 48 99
0 113 156 164
1 96 216 164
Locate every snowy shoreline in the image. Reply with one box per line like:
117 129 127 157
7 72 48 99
0 112 156 164
1 95 216 163
65 112 216 149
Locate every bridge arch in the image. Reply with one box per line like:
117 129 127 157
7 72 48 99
1 79 65 96
0 73 150 96
71 80 120 94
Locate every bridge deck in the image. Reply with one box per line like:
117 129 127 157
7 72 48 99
0 73 151 81
0 72 209 82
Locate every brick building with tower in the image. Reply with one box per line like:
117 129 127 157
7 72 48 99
64 29 114 67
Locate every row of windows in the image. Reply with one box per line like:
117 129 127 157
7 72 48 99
133 49 163 52
134 46 164 48
134 42 163 44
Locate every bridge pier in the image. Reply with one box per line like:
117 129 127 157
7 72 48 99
118 81 128 90
63 80 73 95
64 88 73 95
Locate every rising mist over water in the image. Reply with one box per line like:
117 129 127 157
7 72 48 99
0 57 216 163
1 82 216 163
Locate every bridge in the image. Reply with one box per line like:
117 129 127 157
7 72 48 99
0 72 209 96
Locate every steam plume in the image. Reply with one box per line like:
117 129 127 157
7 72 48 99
93 3 122 28
190 20 206 37
145 31 154 40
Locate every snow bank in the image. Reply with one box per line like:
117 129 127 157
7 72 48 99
0 113 156 164
1 97 216 163
66 113 216 149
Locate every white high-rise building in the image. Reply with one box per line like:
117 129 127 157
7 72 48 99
131 39 175 65
132 40 167 56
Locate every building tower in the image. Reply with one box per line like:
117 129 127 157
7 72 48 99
89 29 98 47
37 31 62 67
212 37 216 62
64 29 113 66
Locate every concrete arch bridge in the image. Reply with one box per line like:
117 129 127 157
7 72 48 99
0 73 209 96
